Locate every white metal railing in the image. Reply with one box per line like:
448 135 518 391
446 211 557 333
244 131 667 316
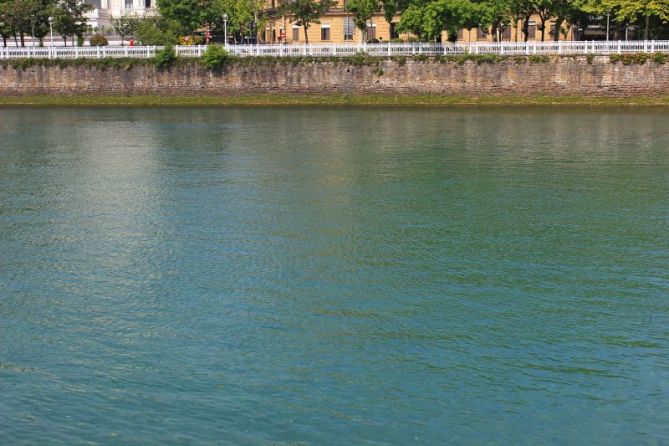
1 41 668 59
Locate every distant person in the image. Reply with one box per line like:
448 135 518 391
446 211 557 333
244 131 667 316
129 38 134 47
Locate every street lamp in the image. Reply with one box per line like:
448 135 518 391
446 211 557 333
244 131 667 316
48 16 54 47
222 13 229 48
626 25 634 41
606 10 611 41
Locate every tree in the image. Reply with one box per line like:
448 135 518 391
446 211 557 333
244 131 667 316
157 0 221 38
482 0 512 41
509 0 537 41
459 0 490 41
345 0 379 42
51 0 92 46
112 14 140 45
397 0 480 42
279 0 334 43
535 0 553 40
136 17 181 45
601 0 669 39
215 0 265 44
1 0 36 46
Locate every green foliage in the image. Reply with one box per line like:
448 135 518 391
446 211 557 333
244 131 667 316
527 55 549 63
279 0 336 44
397 0 483 41
0 0 53 46
201 44 231 70
653 52 668 64
90 34 109 47
153 44 177 68
51 0 93 46
345 0 380 42
136 17 180 46
112 15 140 45
1 57 153 71
157 0 215 36
610 53 668 65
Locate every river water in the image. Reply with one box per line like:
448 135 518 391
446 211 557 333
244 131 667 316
0 107 667 444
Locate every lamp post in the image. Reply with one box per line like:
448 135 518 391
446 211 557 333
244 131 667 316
48 16 54 47
223 13 229 49
606 10 611 41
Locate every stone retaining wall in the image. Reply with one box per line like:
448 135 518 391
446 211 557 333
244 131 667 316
1 56 668 96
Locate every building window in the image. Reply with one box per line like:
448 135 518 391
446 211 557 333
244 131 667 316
145 0 151 8
321 24 330 41
125 0 133 8
527 20 536 40
502 25 512 41
390 23 399 39
292 26 300 42
344 18 354 41
366 23 376 41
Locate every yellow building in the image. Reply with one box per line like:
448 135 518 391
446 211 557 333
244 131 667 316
263 4 575 44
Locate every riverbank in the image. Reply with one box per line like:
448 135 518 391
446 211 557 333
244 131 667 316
1 56 669 99
2 94 669 107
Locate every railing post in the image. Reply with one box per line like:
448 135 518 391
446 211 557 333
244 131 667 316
97 46 100 59
618 40 621 54
644 40 648 53
558 40 562 55
500 44 504 55
388 41 391 57
651 40 655 53
525 42 529 55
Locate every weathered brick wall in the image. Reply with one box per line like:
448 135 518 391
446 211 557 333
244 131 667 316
1 56 668 96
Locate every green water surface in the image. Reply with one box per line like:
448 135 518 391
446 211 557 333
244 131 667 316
0 107 668 445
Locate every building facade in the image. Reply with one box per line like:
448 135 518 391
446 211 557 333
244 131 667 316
85 0 158 30
263 3 576 44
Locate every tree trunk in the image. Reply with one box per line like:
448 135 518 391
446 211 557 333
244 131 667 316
304 25 308 44
553 18 564 41
2 36 6 48
63 36 67 47
20 33 25 47
645 13 650 40
523 16 530 42
14 34 18 46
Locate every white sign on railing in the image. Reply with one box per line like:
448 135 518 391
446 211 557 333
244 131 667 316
0 41 668 60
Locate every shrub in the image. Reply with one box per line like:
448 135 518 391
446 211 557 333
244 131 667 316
609 53 655 65
90 34 109 47
153 44 176 68
201 44 231 70
136 17 179 46
653 53 667 64
77 36 84 47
